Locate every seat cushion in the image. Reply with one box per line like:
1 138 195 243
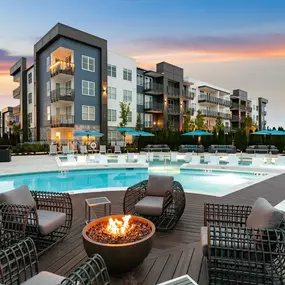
246 197 284 229
37 210 66 236
201 226 208 257
21 271 64 285
135 196 164 216
146 175 174 196
0 185 36 207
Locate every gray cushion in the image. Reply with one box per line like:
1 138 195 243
0 185 36 207
37 210 66 236
146 175 174 196
246 197 284 229
135 196 164 216
21 271 64 285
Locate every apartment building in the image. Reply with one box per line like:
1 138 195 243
0 106 21 137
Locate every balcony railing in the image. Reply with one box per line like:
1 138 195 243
51 115 74 127
247 106 252 112
230 103 247 111
144 82 163 94
13 86 21 99
168 106 180 115
167 86 180 97
231 115 246 122
198 95 231 107
144 102 163 112
200 110 230 120
51 88 74 103
182 91 195 99
50 61 74 77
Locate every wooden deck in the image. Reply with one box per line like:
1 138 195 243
38 172 285 285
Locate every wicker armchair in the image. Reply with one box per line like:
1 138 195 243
202 203 285 285
0 186 73 255
123 175 186 231
0 237 111 285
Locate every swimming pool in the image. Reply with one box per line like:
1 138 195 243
0 167 270 196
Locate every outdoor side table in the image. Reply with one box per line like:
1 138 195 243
158 275 198 285
85 197 111 224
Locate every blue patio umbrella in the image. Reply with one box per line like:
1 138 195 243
182 130 213 136
73 131 104 148
116 127 134 132
127 131 155 151
251 129 285 135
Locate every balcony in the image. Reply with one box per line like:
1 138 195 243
198 95 231 107
144 82 163 95
168 106 180 115
50 61 74 78
167 86 180 98
247 106 252 112
51 88 74 103
51 115 74 128
144 102 163 113
13 86 21 99
182 91 195 100
230 103 247 111
231 115 246 122
200 110 231 120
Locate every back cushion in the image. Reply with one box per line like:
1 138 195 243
146 175 174 197
246 197 284 229
0 185 36 207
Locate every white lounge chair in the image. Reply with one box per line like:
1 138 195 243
204 153 211 163
189 155 200 165
147 152 154 162
77 155 87 165
62 145 69 155
80 145 87 154
114 145 121 154
117 155 126 164
49 144 57 155
228 155 239 166
100 145 106 154
127 153 135 162
251 157 264 167
137 154 147 164
170 152 177 162
274 156 285 165
208 156 219 165
184 153 192 163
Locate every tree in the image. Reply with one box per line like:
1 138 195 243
195 110 205 130
243 115 256 136
182 109 195 132
278 126 284 131
167 115 174 131
11 123 22 145
135 113 142 131
119 102 131 143
213 115 224 134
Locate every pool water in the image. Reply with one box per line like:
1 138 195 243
0 166 266 196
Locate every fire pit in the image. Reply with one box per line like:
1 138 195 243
82 215 155 274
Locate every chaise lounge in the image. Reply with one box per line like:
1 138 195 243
179 145 205 153
123 175 186 231
208 144 236 153
0 185 73 255
142 144 170 152
246 145 279 154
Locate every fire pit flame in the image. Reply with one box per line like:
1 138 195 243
107 214 132 236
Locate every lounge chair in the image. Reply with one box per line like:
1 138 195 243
189 155 200 165
208 155 219 165
0 238 111 285
127 152 135 162
201 198 285 284
62 145 69 155
251 156 264 167
80 145 87 154
117 154 126 164
227 154 239 166
66 153 77 166
123 175 186 231
170 152 177 162
49 144 57 155
0 185 72 255
114 145 121 154
100 145 106 154
137 154 147 164
184 153 192 162
147 152 154 162
274 156 285 165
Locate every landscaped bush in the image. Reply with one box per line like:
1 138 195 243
10 143 49 155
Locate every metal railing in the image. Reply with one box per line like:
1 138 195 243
50 88 74 102
13 86 21 99
198 94 230 107
200 109 231 119
144 102 164 112
51 115 74 127
167 86 180 97
168 106 180 115
50 61 74 77
182 91 195 99
144 82 163 93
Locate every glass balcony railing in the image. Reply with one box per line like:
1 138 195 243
167 86 180 97
168 106 180 115
144 102 164 112
198 95 231 107
13 86 21 99
50 61 74 77
200 109 230 119
51 115 74 127
50 88 74 103
144 82 163 94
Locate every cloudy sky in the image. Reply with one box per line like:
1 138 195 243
0 0 284 127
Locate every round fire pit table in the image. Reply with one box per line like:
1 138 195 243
82 215 155 274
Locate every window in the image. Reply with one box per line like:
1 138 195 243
82 105 95 121
107 109 116 121
82 80 95 96
256 106 258 111
82 55 95 72
137 74 143 86
65 81 72 94
28 93 32 104
108 64 116 77
127 111 132 123
107 87 116 99
137 93 144 105
46 81 50 97
28 113 32 125
28 72 32 84
47 106 50 121
46 56 50 72
123 68 132 81
123 90 132 102
145 114 153 127
66 106 72 116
